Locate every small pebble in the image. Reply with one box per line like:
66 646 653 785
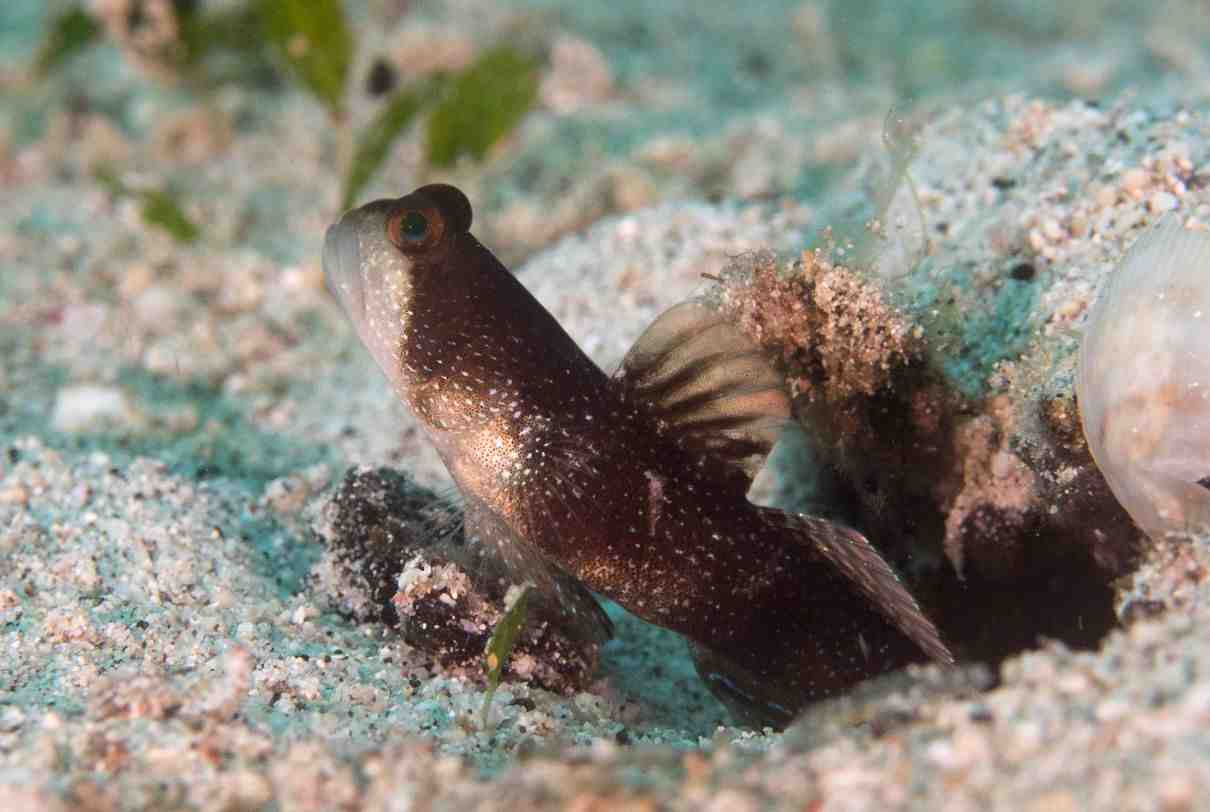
1040 218 1064 242
51 385 136 433
1148 190 1179 213
1121 167 1149 195
0 485 29 506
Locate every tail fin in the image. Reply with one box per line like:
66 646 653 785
759 508 953 665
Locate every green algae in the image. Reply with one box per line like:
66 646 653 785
426 46 539 168
344 46 540 207
257 0 353 118
177 2 276 87
33 5 98 77
481 584 532 728
342 81 441 210
137 186 201 244
28 4 538 209
94 167 200 244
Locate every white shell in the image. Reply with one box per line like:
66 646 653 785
1079 217 1210 539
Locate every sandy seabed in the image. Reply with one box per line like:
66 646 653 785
3 0 1210 809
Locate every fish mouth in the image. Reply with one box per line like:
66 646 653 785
322 216 366 323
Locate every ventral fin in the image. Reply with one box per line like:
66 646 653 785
614 300 792 493
761 508 954 665
463 495 613 647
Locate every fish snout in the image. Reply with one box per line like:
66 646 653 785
322 216 367 321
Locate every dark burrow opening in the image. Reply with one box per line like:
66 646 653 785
794 364 1147 692
800 456 1134 693
921 530 1126 671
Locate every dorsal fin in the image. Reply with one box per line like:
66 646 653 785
614 300 791 491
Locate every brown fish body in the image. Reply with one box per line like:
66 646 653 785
324 184 952 726
373 203 811 640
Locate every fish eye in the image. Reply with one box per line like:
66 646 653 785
386 205 445 253
401 211 428 240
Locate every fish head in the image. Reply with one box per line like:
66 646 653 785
322 184 474 393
